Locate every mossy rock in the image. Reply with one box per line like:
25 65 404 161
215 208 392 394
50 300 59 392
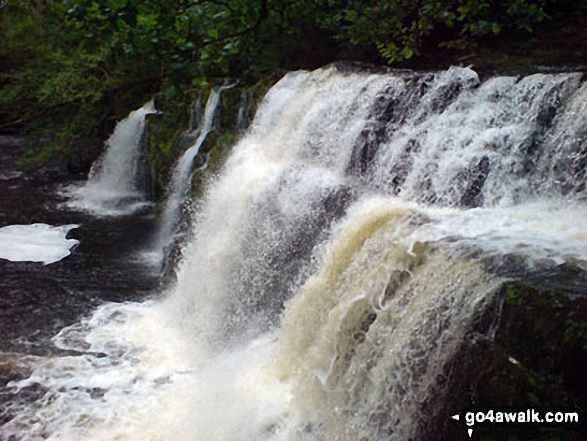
144 74 281 201
448 278 587 441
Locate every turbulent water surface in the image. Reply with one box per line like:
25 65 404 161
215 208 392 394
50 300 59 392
1 66 587 440
0 137 160 432
65 101 157 216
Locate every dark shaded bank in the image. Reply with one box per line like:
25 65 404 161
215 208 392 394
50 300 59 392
0 136 160 422
441 272 587 441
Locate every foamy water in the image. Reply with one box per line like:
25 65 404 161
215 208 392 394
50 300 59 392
418 200 587 268
5 196 586 440
3 66 587 440
65 101 157 217
152 85 232 264
2 300 291 441
0 224 79 264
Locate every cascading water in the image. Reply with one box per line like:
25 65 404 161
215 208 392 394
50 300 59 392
3 66 587 441
236 89 249 132
66 100 157 216
152 86 231 263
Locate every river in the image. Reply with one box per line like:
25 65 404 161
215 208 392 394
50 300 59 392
1 65 587 440
0 135 160 429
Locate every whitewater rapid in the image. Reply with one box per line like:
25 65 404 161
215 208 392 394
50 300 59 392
152 85 232 264
3 65 587 440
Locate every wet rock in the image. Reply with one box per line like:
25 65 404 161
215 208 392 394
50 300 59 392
66 137 103 175
446 278 587 440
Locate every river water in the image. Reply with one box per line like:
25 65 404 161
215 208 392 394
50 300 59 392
0 136 160 429
1 66 587 440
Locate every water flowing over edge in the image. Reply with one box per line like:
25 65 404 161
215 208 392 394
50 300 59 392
150 84 233 265
64 100 157 217
2 65 587 441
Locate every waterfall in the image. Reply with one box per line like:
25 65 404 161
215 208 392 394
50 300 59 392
236 89 249 132
66 100 157 216
4 66 587 441
161 66 587 438
152 85 231 264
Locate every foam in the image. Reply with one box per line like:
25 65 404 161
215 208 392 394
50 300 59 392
0 223 79 264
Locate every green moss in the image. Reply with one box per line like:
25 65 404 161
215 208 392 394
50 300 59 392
142 74 280 203
189 129 239 197
19 138 67 167
461 279 587 440
505 284 525 307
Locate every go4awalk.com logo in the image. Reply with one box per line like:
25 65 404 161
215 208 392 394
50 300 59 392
451 408 582 438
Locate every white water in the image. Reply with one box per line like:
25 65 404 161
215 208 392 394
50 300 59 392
236 89 248 132
3 66 587 440
0 224 79 264
151 87 230 263
66 101 157 216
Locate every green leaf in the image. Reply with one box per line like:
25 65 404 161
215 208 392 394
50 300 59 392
402 46 414 59
106 0 128 9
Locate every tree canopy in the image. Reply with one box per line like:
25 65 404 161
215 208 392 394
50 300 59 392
0 0 583 160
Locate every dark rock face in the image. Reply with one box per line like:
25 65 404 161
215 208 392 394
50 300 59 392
444 276 587 441
66 138 103 175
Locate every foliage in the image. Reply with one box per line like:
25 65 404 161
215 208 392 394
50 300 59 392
1 1 318 149
0 0 579 164
316 0 550 63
